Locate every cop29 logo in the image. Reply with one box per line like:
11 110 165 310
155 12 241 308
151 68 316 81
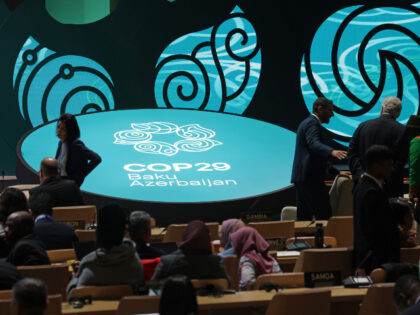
301 3 420 144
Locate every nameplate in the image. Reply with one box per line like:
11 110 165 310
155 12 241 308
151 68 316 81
56 219 85 230
265 238 286 251
304 271 341 288
241 211 272 223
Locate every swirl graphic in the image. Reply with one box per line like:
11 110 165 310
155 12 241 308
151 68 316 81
13 36 115 127
177 124 216 139
300 4 420 144
154 6 261 115
114 121 222 156
175 139 222 152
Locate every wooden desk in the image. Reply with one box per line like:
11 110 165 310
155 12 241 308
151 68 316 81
62 286 367 315
294 220 328 235
150 227 166 242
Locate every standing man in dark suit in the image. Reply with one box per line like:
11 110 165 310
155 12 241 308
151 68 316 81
29 158 84 207
30 191 78 250
348 96 406 196
291 97 348 220
353 145 399 276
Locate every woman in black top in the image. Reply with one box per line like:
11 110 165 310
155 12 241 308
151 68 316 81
55 114 101 186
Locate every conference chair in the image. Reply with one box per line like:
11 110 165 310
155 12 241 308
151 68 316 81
400 246 420 264
0 294 62 315
293 247 354 279
253 272 305 290
47 248 76 264
280 206 297 221
324 216 354 247
190 278 229 291
329 175 354 216
141 257 161 281
266 288 331 315
358 283 397 315
247 220 294 239
163 222 219 243
370 268 387 283
117 295 160 315
69 284 134 300
222 255 239 290
52 205 96 229
75 229 96 242
17 264 68 298
285 236 337 248
0 290 12 300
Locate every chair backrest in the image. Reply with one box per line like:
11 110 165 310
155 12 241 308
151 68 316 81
293 247 354 279
370 268 387 283
0 291 12 299
163 222 219 243
117 295 160 315
358 283 397 315
285 236 337 248
47 248 76 264
0 294 62 315
266 288 331 315
17 264 68 298
69 285 133 300
222 255 238 290
141 257 161 281
281 206 297 221
190 278 228 290
52 205 96 229
329 175 354 216
324 216 354 247
400 246 420 264
247 221 295 239
75 229 96 242
254 272 305 290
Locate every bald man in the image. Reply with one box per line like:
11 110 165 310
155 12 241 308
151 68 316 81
29 158 84 207
5 211 50 266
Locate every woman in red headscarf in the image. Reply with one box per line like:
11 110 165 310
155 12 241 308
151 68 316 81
151 220 229 282
231 227 282 290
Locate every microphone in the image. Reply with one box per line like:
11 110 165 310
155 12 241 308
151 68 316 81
286 217 316 251
354 250 372 276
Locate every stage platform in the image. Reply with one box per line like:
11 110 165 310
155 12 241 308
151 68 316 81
17 109 296 225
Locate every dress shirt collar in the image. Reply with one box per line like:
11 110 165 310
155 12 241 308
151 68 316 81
363 172 383 189
311 113 321 124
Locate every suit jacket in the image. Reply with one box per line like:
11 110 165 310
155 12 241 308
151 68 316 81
0 260 21 290
353 175 400 273
348 114 406 193
133 240 165 260
400 301 420 315
56 139 101 186
34 216 79 250
6 234 50 266
29 177 84 207
291 115 337 184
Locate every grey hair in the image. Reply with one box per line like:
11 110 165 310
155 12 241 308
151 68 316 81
381 96 402 117
128 211 151 240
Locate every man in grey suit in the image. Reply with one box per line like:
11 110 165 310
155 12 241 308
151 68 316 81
291 97 348 220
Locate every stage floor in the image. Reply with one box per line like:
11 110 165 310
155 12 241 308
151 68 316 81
18 109 296 204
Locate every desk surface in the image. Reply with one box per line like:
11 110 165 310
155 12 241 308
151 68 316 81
62 286 367 314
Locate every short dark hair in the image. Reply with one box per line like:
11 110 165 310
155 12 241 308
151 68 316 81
40 159 58 177
58 113 80 142
394 275 420 312
366 145 393 171
12 278 47 315
29 191 53 216
159 275 198 315
96 203 127 250
0 188 28 223
128 211 151 241
312 97 333 112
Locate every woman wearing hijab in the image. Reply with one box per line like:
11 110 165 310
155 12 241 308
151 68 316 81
152 220 228 281
231 227 281 290
56 113 101 186
218 219 245 262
